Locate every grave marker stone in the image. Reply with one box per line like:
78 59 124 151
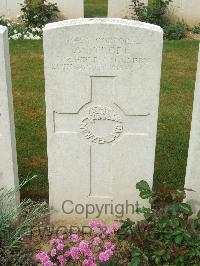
50 0 84 19
108 0 148 18
0 0 83 19
0 26 19 205
44 18 163 224
185 45 200 216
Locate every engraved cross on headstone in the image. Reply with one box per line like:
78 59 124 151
54 76 148 198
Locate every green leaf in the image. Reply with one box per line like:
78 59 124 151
175 235 183 245
171 218 180 228
156 249 166 256
137 207 152 219
140 190 153 199
155 257 161 264
136 180 150 192
164 204 178 215
132 249 142 257
178 203 193 215
128 257 141 266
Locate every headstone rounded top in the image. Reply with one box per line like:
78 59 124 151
0 25 7 34
44 18 163 33
43 14 163 224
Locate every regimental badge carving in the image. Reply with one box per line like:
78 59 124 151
80 105 123 144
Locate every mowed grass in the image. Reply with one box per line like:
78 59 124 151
10 40 199 200
154 41 199 190
84 0 108 17
10 40 47 200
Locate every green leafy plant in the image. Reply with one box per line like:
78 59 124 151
1 0 59 40
0 16 23 37
0 16 42 40
192 23 200 34
130 0 172 28
117 180 200 265
0 244 34 266
0 177 49 264
164 21 188 40
20 0 59 28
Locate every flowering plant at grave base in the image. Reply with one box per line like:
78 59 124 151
35 221 120 266
117 180 200 266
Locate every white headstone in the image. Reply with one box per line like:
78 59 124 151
0 0 24 19
185 45 200 216
169 0 200 27
0 0 83 20
108 0 148 18
0 1 7 16
0 26 19 205
50 0 84 19
44 18 163 224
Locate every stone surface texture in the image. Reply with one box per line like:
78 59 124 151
108 0 200 26
169 0 200 27
185 45 200 216
50 0 84 19
0 0 83 19
0 26 19 204
108 0 148 19
0 0 24 19
44 18 163 224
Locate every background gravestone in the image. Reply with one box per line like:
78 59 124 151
0 26 19 205
0 0 24 19
107 0 200 26
0 0 83 20
44 18 163 224
185 45 200 216
50 0 84 19
108 0 148 18
169 0 200 27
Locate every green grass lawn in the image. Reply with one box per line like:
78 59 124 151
84 0 108 17
154 41 199 190
10 40 199 200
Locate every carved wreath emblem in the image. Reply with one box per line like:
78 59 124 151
80 105 123 144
